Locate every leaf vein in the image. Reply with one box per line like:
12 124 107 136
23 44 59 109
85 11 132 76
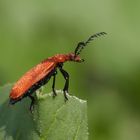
45 103 66 139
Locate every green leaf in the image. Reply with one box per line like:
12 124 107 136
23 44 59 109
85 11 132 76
0 84 88 140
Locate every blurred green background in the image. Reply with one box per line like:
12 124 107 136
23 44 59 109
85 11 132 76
0 0 140 140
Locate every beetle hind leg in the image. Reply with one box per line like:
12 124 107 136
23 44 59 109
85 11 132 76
28 95 35 113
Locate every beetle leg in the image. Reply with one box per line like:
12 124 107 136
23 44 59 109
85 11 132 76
59 67 69 101
28 95 35 113
52 71 57 98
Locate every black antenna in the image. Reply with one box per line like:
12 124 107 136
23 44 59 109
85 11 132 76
85 32 107 45
74 32 107 56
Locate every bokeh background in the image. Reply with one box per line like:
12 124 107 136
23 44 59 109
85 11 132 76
0 0 140 140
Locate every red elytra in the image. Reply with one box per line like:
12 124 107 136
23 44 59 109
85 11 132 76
9 32 107 112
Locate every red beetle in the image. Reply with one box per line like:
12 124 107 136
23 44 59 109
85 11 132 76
9 32 106 111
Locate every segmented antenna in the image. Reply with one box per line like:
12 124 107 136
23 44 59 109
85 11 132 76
74 32 107 56
85 32 107 45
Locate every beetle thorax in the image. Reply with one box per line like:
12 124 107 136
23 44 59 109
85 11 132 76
50 54 69 63
48 53 82 63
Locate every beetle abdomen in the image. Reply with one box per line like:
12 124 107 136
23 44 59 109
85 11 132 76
10 59 57 100
9 68 56 104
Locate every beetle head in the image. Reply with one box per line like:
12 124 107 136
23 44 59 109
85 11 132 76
68 53 84 63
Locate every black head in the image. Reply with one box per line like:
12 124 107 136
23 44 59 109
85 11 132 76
74 32 107 57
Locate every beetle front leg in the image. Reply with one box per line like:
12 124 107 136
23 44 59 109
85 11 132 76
52 71 57 98
59 67 69 101
28 95 35 113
